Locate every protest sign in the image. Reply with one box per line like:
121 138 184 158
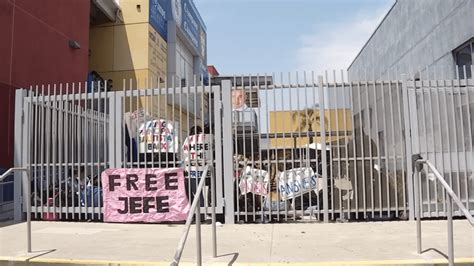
101 168 189 223
182 134 213 179
138 119 178 153
278 167 323 200
238 166 269 196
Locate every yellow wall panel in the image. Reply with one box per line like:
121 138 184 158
148 25 167 80
89 26 115 72
113 24 149 71
119 0 149 24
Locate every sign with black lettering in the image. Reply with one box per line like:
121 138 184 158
101 168 189 223
182 134 213 179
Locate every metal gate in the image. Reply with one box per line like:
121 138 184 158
11 70 474 223
221 72 410 223
12 80 225 221
406 68 474 218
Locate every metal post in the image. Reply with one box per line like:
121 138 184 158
171 166 210 266
414 163 421 254
0 168 32 253
196 197 202 266
401 75 415 220
221 80 235 224
14 89 27 221
447 192 454 266
211 160 217 257
24 169 32 253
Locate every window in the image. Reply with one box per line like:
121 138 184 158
453 38 473 79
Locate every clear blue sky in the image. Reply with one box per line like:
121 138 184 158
194 0 394 75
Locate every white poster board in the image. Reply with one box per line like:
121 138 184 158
238 166 269 196
138 119 179 153
182 134 213 178
278 167 323 200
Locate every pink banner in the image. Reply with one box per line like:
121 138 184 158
101 168 189 223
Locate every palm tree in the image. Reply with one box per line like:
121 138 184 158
291 108 328 144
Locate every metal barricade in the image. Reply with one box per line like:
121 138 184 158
414 158 474 266
171 165 217 266
0 167 32 253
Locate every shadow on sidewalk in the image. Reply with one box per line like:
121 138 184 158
216 252 239 265
422 247 448 260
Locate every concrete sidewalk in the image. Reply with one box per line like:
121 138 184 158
0 220 472 265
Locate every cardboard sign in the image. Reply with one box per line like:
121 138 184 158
278 167 323 200
238 166 269 196
182 134 213 164
101 168 189 223
139 119 178 153
182 134 213 179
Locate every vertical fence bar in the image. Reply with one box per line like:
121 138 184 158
232 76 239 222
449 73 461 215
388 77 399 217
256 75 265 222
273 73 281 221
364 78 374 218
328 71 335 219
381 81 390 217
324 71 332 219
333 70 342 219
32 86 39 218
357 80 367 218
40 85 46 219
374 79 383 217
341 71 351 219
441 79 454 217
281 73 289 221
248 74 256 221
58 84 64 219
303 72 312 218
434 78 447 215
350 80 359 219
295 72 303 219
45 86 51 219
462 65 473 210
419 74 430 217
395 77 407 218
74 84 80 218
66 84 71 218
52 84 58 218
26 87 33 221
318 76 329 222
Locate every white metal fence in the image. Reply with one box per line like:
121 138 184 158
10 68 474 224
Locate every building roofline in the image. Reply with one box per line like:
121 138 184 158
347 0 398 71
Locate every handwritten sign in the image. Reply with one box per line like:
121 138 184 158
139 119 178 153
182 134 213 163
238 166 269 196
182 134 213 179
101 168 189 223
278 167 323 200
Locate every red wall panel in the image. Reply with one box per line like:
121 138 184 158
0 0 90 168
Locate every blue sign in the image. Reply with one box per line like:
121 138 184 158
149 0 168 40
181 0 200 50
169 0 206 60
